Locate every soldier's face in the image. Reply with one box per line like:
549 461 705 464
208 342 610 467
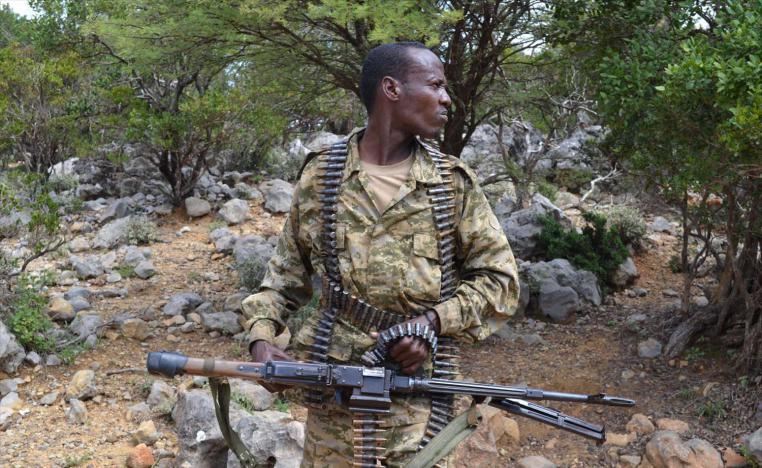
394 49 451 139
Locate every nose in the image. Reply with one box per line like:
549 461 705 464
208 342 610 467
440 88 451 108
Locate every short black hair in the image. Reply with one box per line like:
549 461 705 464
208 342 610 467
360 41 431 114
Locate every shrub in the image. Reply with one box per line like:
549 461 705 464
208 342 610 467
124 216 159 245
535 211 629 288
237 256 267 292
595 205 646 247
7 283 55 353
536 180 558 203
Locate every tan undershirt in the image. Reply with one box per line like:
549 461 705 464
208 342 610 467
360 154 414 214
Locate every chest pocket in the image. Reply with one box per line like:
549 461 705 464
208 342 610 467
404 232 442 303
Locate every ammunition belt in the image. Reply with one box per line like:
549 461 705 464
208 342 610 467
305 137 463 465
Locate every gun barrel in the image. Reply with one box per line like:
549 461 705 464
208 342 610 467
415 378 635 407
147 352 267 380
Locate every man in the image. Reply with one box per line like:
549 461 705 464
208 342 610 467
242 42 519 467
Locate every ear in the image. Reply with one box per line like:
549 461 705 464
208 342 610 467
380 76 401 103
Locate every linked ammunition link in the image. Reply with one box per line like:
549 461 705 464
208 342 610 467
418 140 462 451
360 322 438 367
305 140 348 409
352 413 387 467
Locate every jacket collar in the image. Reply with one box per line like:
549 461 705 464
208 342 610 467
342 128 444 185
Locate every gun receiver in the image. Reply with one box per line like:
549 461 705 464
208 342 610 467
147 351 634 442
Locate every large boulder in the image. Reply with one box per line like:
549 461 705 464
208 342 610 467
200 312 243 335
227 413 305 468
612 257 639 288
498 194 571 260
644 431 722 468
99 197 133 223
219 199 251 225
185 197 212 218
0 320 25 374
69 255 105 279
460 123 549 181
172 389 240 468
234 235 276 267
520 259 601 322
93 216 133 249
260 180 294 214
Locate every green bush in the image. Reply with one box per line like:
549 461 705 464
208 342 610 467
124 216 159 245
536 180 558 203
595 205 646 247
535 212 629 288
7 285 55 353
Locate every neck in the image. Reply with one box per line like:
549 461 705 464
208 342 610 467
359 115 415 166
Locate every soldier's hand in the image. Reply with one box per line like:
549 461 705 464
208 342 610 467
249 340 295 393
375 311 441 375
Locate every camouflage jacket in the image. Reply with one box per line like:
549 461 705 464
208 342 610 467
242 128 519 364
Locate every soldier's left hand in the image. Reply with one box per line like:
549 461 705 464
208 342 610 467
372 311 441 375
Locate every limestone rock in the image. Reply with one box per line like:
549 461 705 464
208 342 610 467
638 338 663 358
66 398 88 425
134 260 157 279
70 313 103 339
613 257 639 287
93 216 133 249
748 426 762 463
219 199 250 225
499 194 571 259
47 297 75 321
260 179 294 214
126 402 152 423
0 392 22 410
234 235 276 267
655 418 689 435
185 197 212 218
147 380 176 411
626 413 655 436
229 379 274 412
0 320 25 374
122 318 151 341
227 413 305 468
69 254 104 279
162 292 204 316
200 312 243 335
133 419 161 446
66 370 97 400
644 431 722 468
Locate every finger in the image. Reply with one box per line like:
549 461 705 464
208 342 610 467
370 332 379 339
393 338 427 362
389 337 413 360
402 361 422 375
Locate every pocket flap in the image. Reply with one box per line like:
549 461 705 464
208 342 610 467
413 233 439 261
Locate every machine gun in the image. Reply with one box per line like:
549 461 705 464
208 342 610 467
147 351 634 442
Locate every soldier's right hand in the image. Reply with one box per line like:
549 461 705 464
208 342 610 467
249 340 295 393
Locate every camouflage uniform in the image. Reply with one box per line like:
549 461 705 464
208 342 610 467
242 128 519 467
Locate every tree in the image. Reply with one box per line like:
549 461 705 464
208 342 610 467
0 42 86 175
549 0 762 374
182 0 547 156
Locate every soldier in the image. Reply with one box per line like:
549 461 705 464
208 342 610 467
242 41 519 467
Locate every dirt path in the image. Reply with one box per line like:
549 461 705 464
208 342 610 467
0 210 757 467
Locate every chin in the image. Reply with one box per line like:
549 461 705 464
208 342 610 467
418 128 442 140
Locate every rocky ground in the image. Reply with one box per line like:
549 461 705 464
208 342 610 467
0 196 762 467
1 155 761 467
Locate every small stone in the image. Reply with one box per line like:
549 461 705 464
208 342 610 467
126 402 151 422
134 260 157 279
208 331 221 338
179 322 195 333
638 338 663 358
662 289 680 298
163 315 185 326
0 392 22 410
106 272 122 283
748 426 762 462
184 197 211 218
68 296 91 312
66 398 87 425
47 297 75 321
122 318 151 341
605 431 634 446
166 334 180 343
626 414 655 435
544 438 558 449
0 379 18 397
126 443 155 468
46 354 62 366
57 270 78 286
133 419 160 445
66 370 97 400
655 418 689 434
39 391 58 406
621 370 636 381
187 312 202 324
146 381 176 410
24 351 42 366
